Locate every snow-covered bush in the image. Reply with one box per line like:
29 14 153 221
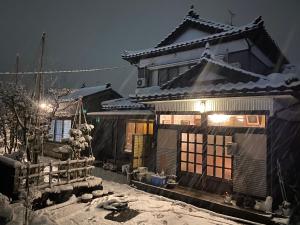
68 123 94 159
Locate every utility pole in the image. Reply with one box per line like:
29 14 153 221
32 32 46 164
15 53 19 85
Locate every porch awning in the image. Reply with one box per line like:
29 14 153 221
87 110 154 116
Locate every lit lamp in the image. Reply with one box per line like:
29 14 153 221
195 101 206 113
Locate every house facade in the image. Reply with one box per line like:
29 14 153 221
93 8 300 206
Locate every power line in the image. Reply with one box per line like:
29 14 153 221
0 66 129 75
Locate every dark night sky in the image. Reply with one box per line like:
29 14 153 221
0 0 299 95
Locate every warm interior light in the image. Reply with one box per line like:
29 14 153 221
40 103 47 109
195 101 206 113
209 114 230 123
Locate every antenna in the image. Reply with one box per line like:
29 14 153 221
228 9 236 26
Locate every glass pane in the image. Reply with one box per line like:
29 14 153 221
168 67 179 80
158 68 168 85
160 115 172 124
143 123 148 134
148 123 154 135
195 115 201 126
208 135 214 144
189 133 195 142
188 153 195 163
181 162 187 171
216 168 223 178
196 134 203 143
181 143 187 151
225 136 232 144
207 145 214 155
125 122 135 150
189 143 195 153
225 147 231 157
216 146 223 156
225 169 232 180
207 166 214 176
181 152 187 161
196 154 202 164
174 115 196 125
216 157 223 167
49 120 55 141
55 120 63 142
136 123 144 134
188 163 194 173
225 157 232 169
181 133 187 142
207 156 214 166
216 135 223 145
196 144 203 153
196 164 202 174
63 120 71 139
208 114 266 128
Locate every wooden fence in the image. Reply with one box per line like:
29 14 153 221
17 157 95 191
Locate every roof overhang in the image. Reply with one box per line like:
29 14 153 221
87 110 154 117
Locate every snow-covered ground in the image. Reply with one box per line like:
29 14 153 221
37 180 250 225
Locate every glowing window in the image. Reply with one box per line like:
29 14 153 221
159 115 201 126
208 114 266 128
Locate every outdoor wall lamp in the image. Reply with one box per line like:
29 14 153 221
195 100 206 113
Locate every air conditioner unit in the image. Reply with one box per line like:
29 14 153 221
137 78 146 88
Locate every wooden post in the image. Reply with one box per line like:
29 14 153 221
84 158 87 180
37 163 40 186
49 161 52 187
67 159 70 183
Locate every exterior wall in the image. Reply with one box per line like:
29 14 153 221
152 97 275 115
233 133 267 198
138 39 249 68
228 50 271 75
82 90 122 113
172 28 210 44
156 128 178 174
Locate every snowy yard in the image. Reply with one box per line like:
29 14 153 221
36 180 247 225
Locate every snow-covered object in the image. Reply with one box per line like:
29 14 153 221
68 123 94 159
264 196 273 213
81 193 93 203
92 190 104 198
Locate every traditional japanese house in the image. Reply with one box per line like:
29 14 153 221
88 97 155 170
119 8 300 206
45 84 121 159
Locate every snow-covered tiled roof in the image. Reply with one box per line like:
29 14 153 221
60 85 111 101
101 97 146 110
122 17 263 61
132 64 300 100
155 14 235 48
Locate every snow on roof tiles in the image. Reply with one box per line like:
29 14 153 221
133 72 300 100
122 17 263 60
60 85 111 101
101 97 146 110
